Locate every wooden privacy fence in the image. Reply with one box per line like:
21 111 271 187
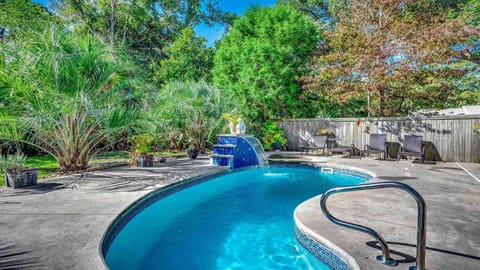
277 115 480 162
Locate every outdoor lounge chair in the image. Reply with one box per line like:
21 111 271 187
360 133 387 159
328 137 354 157
397 135 425 162
301 135 327 155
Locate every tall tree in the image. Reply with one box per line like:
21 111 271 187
154 28 214 84
0 0 59 41
279 0 328 22
213 4 320 127
302 0 480 116
53 0 230 68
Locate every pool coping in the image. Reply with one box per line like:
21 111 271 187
293 164 375 270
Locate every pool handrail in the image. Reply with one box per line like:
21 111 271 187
319 181 426 270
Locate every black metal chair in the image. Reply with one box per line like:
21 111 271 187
360 134 387 159
397 135 425 162
301 135 327 155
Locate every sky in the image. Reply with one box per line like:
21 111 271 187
31 0 278 46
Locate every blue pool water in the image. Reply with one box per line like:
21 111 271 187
103 165 366 269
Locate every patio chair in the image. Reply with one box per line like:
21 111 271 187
329 141 354 158
360 134 387 160
397 135 425 162
301 135 327 155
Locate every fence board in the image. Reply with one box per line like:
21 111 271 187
277 115 480 163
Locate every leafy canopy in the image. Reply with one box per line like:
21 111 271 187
213 4 320 127
53 0 230 70
302 0 480 116
154 28 214 84
0 0 59 41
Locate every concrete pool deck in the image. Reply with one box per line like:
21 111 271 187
292 154 480 270
0 154 479 269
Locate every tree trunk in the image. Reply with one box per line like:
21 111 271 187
59 156 89 171
379 87 386 117
121 2 131 47
110 0 117 47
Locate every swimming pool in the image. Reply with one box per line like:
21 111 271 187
101 165 368 269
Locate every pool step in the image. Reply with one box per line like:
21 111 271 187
213 144 236 148
213 144 236 156
211 154 234 168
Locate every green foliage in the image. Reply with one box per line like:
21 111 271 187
0 26 145 171
0 153 27 172
326 0 348 18
460 0 480 26
221 110 244 133
279 0 327 21
155 28 214 84
54 0 230 70
261 120 287 150
213 4 320 128
152 81 225 151
130 134 154 154
0 0 59 41
221 111 244 126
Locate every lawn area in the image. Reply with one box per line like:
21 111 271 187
0 150 186 186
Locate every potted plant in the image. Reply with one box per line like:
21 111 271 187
262 120 287 151
0 153 38 188
130 134 154 167
186 145 200 159
184 113 207 158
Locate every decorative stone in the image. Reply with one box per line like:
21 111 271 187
236 118 246 135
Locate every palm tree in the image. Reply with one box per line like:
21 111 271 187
153 80 226 152
0 26 146 171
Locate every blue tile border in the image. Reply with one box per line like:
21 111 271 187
295 225 351 270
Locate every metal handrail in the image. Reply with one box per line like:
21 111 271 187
320 181 426 270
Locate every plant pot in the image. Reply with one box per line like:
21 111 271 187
136 154 153 167
272 142 282 151
5 168 39 188
186 149 199 159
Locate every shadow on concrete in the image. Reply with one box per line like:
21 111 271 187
366 241 416 263
0 201 22 205
85 176 165 192
78 171 187 193
367 241 480 263
0 183 66 197
429 166 464 171
0 244 43 269
376 176 419 181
